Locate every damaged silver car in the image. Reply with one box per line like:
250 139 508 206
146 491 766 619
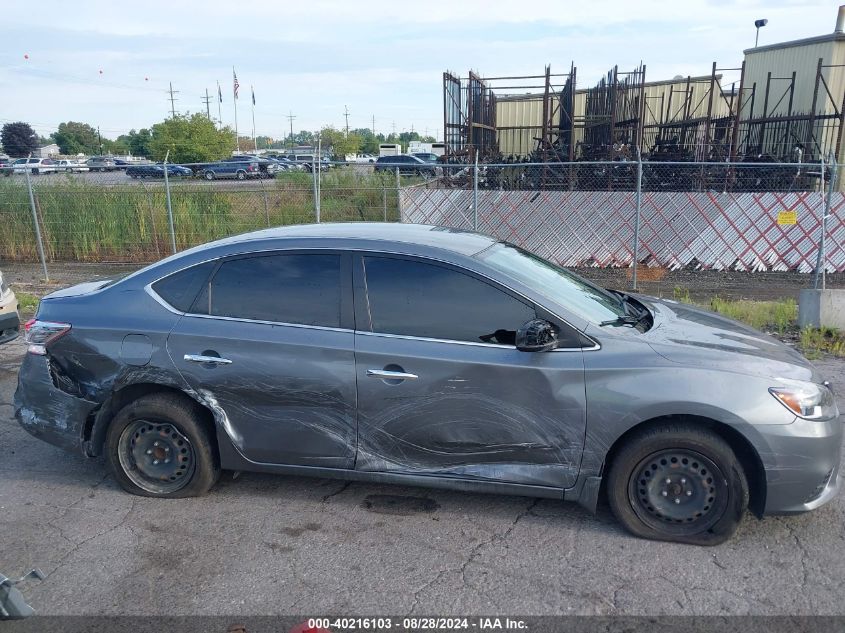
14 223 842 545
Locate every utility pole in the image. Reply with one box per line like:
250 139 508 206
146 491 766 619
202 89 213 119
167 82 179 118
343 105 350 137
372 115 375 137
286 111 296 146
97 126 103 154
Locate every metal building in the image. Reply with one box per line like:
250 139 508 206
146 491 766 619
739 6 845 163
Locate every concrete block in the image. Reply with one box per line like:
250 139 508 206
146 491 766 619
798 289 845 329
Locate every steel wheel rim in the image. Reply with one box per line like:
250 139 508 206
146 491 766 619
118 420 195 494
627 449 729 534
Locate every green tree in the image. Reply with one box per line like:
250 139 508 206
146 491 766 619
1 122 39 157
116 129 153 157
148 114 235 163
52 121 100 155
284 130 315 147
319 126 362 159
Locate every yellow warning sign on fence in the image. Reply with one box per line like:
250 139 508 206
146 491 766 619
777 210 797 225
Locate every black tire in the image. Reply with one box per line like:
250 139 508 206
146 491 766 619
236 170 246 180
106 393 220 498
606 423 748 545
204 170 215 181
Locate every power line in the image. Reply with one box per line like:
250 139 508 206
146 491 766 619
286 111 296 145
167 82 179 118
201 89 213 119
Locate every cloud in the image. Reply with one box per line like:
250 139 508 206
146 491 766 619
0 0 837 139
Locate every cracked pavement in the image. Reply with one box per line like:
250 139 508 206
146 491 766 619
1 335 844 616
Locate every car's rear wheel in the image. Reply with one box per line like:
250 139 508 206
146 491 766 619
606 423 748 545
106 393 220 498
236 170 246 180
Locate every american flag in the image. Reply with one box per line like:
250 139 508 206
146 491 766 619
233 69 239 100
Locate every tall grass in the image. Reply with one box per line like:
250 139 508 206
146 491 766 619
0 170 403 262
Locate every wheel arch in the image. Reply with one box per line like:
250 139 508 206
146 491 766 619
84 382 217 459
599 414 767 518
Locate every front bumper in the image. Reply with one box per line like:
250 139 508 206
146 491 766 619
14 353 98 455
0 308 20 344
758 413 844 514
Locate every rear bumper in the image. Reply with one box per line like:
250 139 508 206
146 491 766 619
14 353 97 455
758 413 843 514
0 309 20 344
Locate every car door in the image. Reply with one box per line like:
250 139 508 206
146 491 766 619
165 250 357 468
353 253 587 489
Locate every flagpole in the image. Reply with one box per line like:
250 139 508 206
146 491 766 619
251 85 257 152
233 67 240 153
217 80 223 129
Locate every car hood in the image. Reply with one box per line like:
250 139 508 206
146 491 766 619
637 296 818 382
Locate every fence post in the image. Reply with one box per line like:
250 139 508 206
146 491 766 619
260 178 271 227
383 184 388 222
473 152 479 231
312 159 319 222
24 154 49 282
395 167 401 222
814 155 836 290
163 151 176 254
632 150 643 290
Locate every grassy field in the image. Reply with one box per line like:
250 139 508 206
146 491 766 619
0 168 406 262
672 286 845 358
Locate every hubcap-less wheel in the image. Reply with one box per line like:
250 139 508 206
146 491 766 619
118 420 196 494
628 449 728 535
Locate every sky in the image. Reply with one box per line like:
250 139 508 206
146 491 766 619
0 0 840 142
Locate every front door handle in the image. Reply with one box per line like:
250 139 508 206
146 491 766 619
366 369 418 380
184 354 233 365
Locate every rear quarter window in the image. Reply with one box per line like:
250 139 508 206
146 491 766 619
151 261 216 312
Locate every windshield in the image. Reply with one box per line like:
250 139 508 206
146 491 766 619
475 242 627 324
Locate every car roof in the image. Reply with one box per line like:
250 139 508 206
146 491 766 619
184 223 499 258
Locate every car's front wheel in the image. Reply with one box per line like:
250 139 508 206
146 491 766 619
106 393 220 498
606 423 748 545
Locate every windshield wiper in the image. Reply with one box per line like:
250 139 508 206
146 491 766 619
599 315 641 327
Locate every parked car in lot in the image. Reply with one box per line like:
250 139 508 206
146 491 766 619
412 152 442 165
0 270 20 345
374 154 437 176
200 159 262 180
223 155 279 178
126 163 193 179
55 159 90 173
4 158 58 176
14 223 841 544
86 156 119 172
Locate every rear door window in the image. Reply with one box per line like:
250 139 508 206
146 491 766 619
362 256 535 345
191 253 341 327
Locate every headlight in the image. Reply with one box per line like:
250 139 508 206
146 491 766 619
769 381 836 420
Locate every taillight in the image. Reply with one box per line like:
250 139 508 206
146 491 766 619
24 319 71 355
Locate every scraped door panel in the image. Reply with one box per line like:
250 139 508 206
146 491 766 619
353 254 587 488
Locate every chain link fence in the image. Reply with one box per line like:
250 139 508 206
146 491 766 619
402 159 844 288
1 157 842 293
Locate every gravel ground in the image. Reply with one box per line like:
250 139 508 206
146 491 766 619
1 332 844 617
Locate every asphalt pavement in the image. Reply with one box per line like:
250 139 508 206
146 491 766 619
1 335 844 616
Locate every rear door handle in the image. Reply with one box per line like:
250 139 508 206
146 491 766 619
366 369 418 380
184 354 232 365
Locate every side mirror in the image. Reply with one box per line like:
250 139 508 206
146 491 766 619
516 319 558 352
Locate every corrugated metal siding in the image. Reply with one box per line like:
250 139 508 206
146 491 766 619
495 77 732 156
743 41 837 116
